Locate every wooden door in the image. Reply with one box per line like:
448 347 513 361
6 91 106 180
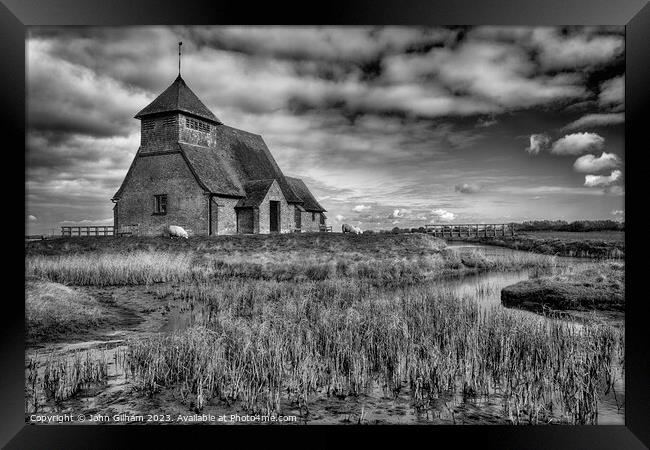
269 201 280 232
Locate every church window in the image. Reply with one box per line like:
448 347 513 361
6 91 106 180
154 194 168 215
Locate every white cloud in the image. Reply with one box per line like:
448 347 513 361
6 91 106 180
387 40 587 111
335 214 345 221
584 169 622 187
431 208 455 221
352 204 371 212
27 215 38 222
455 183 481 194
562 113 624 131
390 209 405 218
526 133 551 155
611 209 624 216
468 27 624 71
573 152 621 173
599 75 624 108
551 132 605 155
59 218 113 224
530 28 624 70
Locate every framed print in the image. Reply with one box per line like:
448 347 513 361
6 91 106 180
2 0 649 448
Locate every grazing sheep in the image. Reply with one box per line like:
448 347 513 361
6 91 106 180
168 225 189 239
342 223 362 234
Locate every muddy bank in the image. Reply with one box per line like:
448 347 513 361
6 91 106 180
501 262 624 314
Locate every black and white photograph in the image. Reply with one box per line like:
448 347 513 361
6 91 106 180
24 25 626 426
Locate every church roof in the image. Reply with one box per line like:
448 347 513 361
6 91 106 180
235 179 276 208
134 75 221 124
286 177 326 212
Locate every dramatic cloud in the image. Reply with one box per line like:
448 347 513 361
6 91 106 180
599 75 624 109
455 183 481 194
584 170 622 187
562 113 624 131
468 26 624 70
551 132 605 155
530 28 624 70
573 152 621 173
431 209 455 222
187 26 457 63
385 40 587 112
526 134 551 155
25 26 625 233
27 39 148 138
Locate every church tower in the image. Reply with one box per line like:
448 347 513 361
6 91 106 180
135 74 222 153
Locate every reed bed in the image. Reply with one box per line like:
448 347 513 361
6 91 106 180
26 350 108 412
25 247 557 287
26 252 196 286
125 279 621 424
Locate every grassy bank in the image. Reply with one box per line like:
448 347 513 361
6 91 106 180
25 233 446 257
501 261 624 313
25 280 105 341
456 231 624 258
26 235 557 287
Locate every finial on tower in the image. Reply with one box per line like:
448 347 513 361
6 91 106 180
178 41 183 76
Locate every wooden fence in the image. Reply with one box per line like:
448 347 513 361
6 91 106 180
61 226 115 237
424 223 515 238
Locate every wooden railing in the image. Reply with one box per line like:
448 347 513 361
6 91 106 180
424 223 515 238
61 226 114 237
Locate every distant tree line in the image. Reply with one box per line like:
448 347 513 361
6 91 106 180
365 220 624 235
513 220 624 232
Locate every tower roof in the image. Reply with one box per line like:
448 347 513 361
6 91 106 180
134 75 221 123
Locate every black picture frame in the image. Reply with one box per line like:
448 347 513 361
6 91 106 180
3 0 648 448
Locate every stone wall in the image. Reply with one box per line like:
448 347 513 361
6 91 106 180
236 208 254 234
115 152 208 236
300 211 321 232
215 196 239 235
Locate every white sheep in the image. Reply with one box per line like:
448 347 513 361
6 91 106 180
168 225 189 239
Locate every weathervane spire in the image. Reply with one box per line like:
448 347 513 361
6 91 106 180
178 41 183 76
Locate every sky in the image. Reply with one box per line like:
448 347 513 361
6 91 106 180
25 26 625 234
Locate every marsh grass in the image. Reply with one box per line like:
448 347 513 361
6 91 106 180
125 279 621 424
25 246 557 288
26 350 109 412
26 252 196 286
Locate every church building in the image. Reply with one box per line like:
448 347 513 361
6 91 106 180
112 72 327 236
